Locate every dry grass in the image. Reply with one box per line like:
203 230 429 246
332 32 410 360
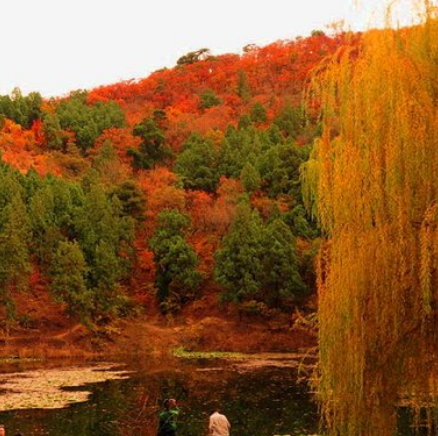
0 315 316 360
0 342 96 360
178 317 316 353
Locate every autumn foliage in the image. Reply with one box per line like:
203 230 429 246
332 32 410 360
0 31 342 331
303 6 438 435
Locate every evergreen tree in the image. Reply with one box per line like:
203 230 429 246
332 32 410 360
42 111 64 150
219 126 262 178
56 90 125 152
198 89 222 110
240 162 261 193
0 88 42 129
129 118 171 169
274 104 304 138
26 92 43 127
0 168 25 210
250 102 267 123
29 184 61 266
110 180 146 221
149 210 202 313
75 181 135 316
237 114 252 130
90 240 126 317
259 218 307 306
51 178 84 232
177 48 211 65
267 124 285 145
214 202 263 302
283 205 318 239
0 195 31 334
50 241 92 320
175 133 219 192
237 70 251 102
22 168 44 202
257 142 305 199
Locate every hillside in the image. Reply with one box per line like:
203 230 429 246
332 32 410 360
0 31 347 352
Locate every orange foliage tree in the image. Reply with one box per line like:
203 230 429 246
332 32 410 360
303 7 438 436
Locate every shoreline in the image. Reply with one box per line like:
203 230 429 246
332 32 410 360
0 315 316 361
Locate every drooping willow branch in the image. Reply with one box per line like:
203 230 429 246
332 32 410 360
302 4 438 435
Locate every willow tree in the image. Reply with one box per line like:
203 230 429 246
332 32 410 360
303 5 438 436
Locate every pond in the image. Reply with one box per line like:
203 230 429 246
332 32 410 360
0 356 319 436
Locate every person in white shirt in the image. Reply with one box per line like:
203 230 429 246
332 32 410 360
209 408 231 436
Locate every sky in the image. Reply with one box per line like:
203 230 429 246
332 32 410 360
0 0 418 97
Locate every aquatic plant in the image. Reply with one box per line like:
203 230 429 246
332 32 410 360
0 364 130 411
172 347 246 359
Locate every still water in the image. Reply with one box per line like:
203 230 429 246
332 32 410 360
0 358 318 436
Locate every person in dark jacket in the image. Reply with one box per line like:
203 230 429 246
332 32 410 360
157 399 180 436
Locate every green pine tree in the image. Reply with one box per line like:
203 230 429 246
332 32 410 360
129 118 171 169
240 162 261 193
259 218 307 307
214 202 263 303
0 195 31 334
175 133 219 192
149 210 202 313
50 241 92 321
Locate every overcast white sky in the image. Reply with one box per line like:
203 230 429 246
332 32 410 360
0 0 420 97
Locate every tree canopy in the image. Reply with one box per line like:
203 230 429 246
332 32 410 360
303 7 438 435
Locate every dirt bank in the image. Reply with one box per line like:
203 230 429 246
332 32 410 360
0 286 317 360
0 314 316 360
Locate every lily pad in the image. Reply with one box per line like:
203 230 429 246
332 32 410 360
0 364 130 411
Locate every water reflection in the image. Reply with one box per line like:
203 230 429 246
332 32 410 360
0 358 318 436
398 406 438 436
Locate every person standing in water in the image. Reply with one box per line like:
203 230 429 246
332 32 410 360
209 407 231 436
157 398 180 436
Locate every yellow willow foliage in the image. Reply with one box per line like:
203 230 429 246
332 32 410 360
302 9 438 436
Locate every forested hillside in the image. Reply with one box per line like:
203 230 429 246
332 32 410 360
0 32 345 333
